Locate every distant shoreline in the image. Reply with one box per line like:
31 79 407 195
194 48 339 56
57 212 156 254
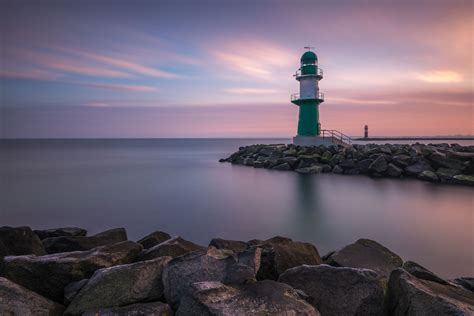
355 137 474 141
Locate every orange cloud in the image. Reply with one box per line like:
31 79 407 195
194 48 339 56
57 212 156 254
415 71 463 83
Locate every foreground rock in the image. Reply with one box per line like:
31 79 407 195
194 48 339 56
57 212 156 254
34 227 87 240
386 268 474 315
0 277 65 315
135 236 204 261
452 277 474 292
209 238 248 253
177 280 319 315
0 226 46 256
163 247 261 307
42 228 127 254
402 260 448 285
221 143 474 186
324 238 402 282
82 302 173 316
279 264 384 316
137 230 171 249
65 256 171 315
1 241 142 302
249 236 323 280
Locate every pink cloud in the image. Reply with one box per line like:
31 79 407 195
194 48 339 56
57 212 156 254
78 82 158 92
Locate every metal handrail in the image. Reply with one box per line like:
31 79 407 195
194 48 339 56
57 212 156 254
291 92 324 101
295 67 323 78
320 129 353 145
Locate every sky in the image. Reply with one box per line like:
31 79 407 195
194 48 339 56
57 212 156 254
1 0 472 138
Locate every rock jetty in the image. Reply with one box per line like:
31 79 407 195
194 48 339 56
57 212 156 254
1 225 473 315
220 143 474 186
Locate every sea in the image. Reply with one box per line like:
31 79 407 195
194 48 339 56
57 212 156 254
0 138 472 278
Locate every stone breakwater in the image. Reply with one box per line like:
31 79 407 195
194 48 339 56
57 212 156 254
220 143 474 186
1 226 473 315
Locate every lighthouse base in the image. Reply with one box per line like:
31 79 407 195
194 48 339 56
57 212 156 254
293 135 338 147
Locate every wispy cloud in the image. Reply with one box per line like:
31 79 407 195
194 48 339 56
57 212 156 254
0 69 63 81
210 39 295 80
415 70 463 83
61 48 181 79
78 82 158 92
225 87 278 94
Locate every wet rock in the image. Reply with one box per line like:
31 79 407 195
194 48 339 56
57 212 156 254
436 167 460 182
357 158 373 174
385 268 474 315
296 165 323 174
391 154 412 168
324 238 402 282
1 241 142 302
340 159 357 170
135 236 204 261
387 163 403 177
137 230 171 249
0 226 46 256
250 236 322 281
452 277 474 292
447 151 474 161
320 150 332 163
0 277 65 315
64 279 88 305
82 302 173 316
320 164 332 173
430 153 465 171
402 261 448 285
273 162 291 171
209 238 247 253
369 156 387 173
176 280 319 315
332 165 343 174
279 264 384 316
42 228 127 254
0 241 7 257
34 227 87 240
418 170 439 182
65 257 171 315
452 174 474 186
282 156 298 168
163 247 261 307
405 160 432 176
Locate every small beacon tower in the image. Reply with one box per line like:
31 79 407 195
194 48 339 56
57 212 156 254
364 125 369 139
291 48 331 146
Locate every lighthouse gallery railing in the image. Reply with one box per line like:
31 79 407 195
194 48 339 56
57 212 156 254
291 92 324 102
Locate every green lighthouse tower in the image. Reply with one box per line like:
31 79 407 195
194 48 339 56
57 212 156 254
291 48 331 146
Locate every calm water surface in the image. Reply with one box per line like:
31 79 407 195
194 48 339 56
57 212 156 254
0 139 472 278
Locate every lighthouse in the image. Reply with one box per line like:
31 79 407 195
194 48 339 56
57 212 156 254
291 48 337 146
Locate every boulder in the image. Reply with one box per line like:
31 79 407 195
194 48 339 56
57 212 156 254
387 163 403 177
282 156 298 168
296 165 323 174
1 241 142 302
135 236 204 261
369 156 388 173
324 238 402 282
137 230 171 249
250 236 322 281
430 153 465 171
0 226 46 256
209 238 247 253
64 279 88 305
163 247 261 307
273 162 291 171
279 265 384 316
42 228 127 254
0 277 65 315
82 302 173 316
176 280 319 316
418 170 439 182
332 165 343 174
0 241 7 257
357 159 373 174
392 154 411 168
65 257 171 315
405 161 432 176
385 268 474 315
436 167 460 182
34 227 87 240
452 277 474 292
452 174 474 186
402 261 448 285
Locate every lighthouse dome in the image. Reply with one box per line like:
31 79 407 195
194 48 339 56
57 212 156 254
300 51 317 65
